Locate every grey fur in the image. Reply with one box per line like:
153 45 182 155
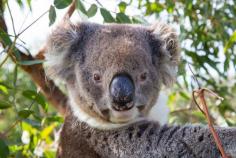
45 21 236 158
58 113 236 158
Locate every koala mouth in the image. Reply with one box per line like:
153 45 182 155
111 102 134 111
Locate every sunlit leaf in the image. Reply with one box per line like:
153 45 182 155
49 5 56 26
26 0 32 10
100 8 115 23
119 2 127 13
87 4 97 17
0 85 8 94
41 124 56 139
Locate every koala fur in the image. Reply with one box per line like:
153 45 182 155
45 20 236 158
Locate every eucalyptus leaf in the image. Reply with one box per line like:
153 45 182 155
100 8 115 23
118 2 127 13
54 0 72 9
49 5 56 26
18 109 34 119
76 0 87 15
0 28 12 46
116 13 131 23
87 4 97 17
18 60 45 65
0 101 11 109
0 139 9 158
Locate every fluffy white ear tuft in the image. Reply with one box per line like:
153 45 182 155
150 22 180 87
44 20 78 81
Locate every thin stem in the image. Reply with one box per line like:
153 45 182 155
95 0 104 8
18 10 30 34
64 0 76 19
0 37 17 67
6 1 16 36
187 63 201 89
199 90 229 158
192 89 229 158
17 10 49 36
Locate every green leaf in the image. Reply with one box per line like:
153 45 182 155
0 139 9 158
45 116 64 123
22 90 46 109
87 4 97 17
16 0 23 8
0 101 11 109
116 13 131 23
0 85 8 94
0 28 12 46
179 91 190 100
26 0 32 9
76 0 87 15
49 5 56 26
41 124 56 139
224 30 236 53
100 8 115 23
18 109 34 119
119 2 127 13
18 60 44 65
54 0 72 9
131 16 147 24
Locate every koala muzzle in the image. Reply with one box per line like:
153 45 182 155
110 74 135 111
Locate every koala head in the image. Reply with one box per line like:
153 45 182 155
45 20 180 129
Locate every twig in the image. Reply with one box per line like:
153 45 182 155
95 0 104 8
17 10 49 36
63 0 76 19
0 37 17 67
37 0 77 60
6 1 16 36
188 64 229 158
0 0 77 116
192 89 228 158
187 63 201 88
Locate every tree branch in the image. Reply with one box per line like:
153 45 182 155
0 0 77 116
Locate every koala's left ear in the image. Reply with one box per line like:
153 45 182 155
148 22 180 87
45 19 79 81
45 19 91 81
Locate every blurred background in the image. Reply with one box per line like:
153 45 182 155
0 0 236 157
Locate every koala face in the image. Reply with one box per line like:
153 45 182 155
46 21 180 128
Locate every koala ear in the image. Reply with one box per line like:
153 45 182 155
149 22 180 87
45 19 85 81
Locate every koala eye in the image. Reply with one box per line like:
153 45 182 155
140 72 147 82
93 73 101 82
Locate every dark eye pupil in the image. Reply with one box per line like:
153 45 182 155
94 74 100 81
140 73 147 81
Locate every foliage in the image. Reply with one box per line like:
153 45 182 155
0 0 236 157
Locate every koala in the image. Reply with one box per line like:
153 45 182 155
45 20 236 158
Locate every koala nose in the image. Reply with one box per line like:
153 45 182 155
110 74 135 107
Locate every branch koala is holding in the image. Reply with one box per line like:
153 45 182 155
45 20 236 158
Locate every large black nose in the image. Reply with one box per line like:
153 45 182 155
110 74 135 106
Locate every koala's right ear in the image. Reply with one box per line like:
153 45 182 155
148 22 180 87
45 20 86 81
